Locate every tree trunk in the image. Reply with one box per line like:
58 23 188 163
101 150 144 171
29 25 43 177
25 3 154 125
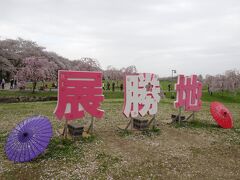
32 81 37 93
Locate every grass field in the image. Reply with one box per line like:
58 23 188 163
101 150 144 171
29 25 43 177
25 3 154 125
1 88 240 104
0 99 239 179
0 90 124 100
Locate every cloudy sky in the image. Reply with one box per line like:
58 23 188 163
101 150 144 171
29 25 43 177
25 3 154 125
1 0 240 77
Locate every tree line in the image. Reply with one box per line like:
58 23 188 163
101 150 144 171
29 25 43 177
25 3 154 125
205 70 240 95
0 38 137 92
1 38 239 94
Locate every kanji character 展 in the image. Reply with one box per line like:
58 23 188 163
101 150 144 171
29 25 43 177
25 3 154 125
54 71 104 120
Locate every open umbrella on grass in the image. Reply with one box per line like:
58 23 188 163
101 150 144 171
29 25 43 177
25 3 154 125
210 102 233 129
5 115 53 163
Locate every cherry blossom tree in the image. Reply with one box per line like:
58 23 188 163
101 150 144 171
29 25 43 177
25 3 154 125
0 38 72 80
43 51 72 70
205 70 240 95
0 56 15 80
124 65 137 75
224 70 240 92
0 38 45 65
1 37 141 87
104 66 122 80
17 57 53 92
72 57 102 71
104 65 138 80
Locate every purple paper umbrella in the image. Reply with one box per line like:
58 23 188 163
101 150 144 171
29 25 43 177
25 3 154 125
5 115 53 163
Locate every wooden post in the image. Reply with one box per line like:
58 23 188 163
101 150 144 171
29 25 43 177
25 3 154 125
87 116 94 134
153 114 156 128
91 116 94 133
148 114 156 128
63 120 68 138
185 111 195 121
131 118 133 130
178 107 181 125
124 118 132 130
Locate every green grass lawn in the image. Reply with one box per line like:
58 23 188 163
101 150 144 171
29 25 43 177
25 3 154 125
160 80 173 91
201 91 240 103
4 79 238 103
0 90 124 99
1 81 240 179
1 89 240 104
0 90 57 97
0 99 239 179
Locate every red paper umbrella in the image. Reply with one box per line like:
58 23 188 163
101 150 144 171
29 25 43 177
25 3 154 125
210 102 233 129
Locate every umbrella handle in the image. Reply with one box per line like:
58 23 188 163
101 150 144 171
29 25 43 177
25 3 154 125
219 109 228 117
223 112 227 117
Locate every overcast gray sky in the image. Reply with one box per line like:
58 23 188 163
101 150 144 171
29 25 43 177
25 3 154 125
0 0 240 77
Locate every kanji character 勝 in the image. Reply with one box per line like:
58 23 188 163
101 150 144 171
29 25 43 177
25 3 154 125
54 70 104 120
174 75 202 111
123 73 161 118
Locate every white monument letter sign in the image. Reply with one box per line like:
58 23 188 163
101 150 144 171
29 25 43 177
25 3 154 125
123 73 161 118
